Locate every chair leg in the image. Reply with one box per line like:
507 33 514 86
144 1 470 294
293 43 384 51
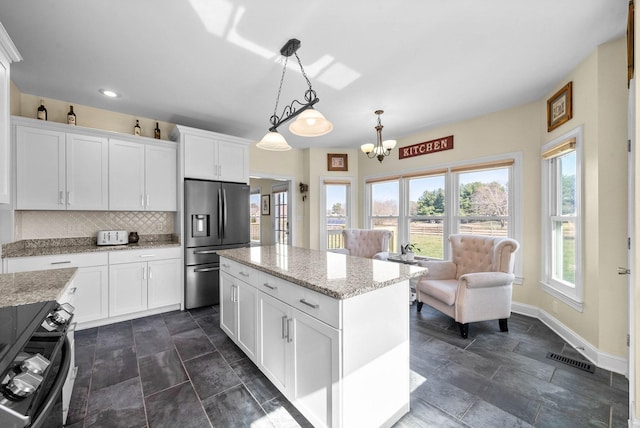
457 323 469 339
416 301 423 312
499 318 508 332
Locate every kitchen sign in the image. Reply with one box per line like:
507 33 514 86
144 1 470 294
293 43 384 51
399 135 454 159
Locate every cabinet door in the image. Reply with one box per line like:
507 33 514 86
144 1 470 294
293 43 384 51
0 50 9 205
258 292 289 392
16 126 65 209
219 271 237 340
184 133 218 180
291 308 340 428
147 258 181 309
66 133 109 210
218 140 248 183
109 262 147 316
236 281 257 361
145 144 176 211
72 265 109 324
109 139 145 210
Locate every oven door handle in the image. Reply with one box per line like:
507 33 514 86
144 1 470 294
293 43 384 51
30 337 72 428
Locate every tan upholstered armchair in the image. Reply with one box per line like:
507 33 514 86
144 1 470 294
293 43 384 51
415 234 520 338
330 229 393 260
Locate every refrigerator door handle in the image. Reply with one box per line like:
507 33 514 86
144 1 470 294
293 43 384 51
218 188 223 239
223 188 228 239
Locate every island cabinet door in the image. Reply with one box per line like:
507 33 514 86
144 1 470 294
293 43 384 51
220 271 237 341
290 308 341 428
257 292 290 393
236 281 257 361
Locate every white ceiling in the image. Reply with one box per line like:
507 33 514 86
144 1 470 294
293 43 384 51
0 0 628 149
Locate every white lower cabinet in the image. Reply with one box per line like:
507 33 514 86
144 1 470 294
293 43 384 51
220 270 257 361
258 292 340 427
108 248 181 317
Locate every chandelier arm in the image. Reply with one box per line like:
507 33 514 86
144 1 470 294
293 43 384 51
270 56 289 127
294 52 313 91
268 96 319 132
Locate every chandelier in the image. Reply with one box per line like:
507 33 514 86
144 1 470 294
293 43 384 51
257 38 333 151
360 110 396 163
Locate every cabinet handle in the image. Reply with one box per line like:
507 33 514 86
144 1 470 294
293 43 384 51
142 266 146 280
67 191 72 205
141 194 145 208
51 261 72 265
299 299 319 309
239 271 250 277
221 263 230 268
68 287 77 295
146 194 150 208
59 191 65 205
139 254 155 258
263 283 277 290
281 315 287 339
286 318 292 343
148 266 152 279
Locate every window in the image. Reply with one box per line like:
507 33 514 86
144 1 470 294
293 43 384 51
250 191 261 243
273 189 288 245
365 154 521 275
541 128 582 310
368 178 400 252
407 173 446 258
322 179 353 250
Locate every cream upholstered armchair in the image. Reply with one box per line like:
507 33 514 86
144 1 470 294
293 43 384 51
331 229 392 260
415 234 520 338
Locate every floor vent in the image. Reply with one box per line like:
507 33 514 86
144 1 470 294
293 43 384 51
546 352 595 373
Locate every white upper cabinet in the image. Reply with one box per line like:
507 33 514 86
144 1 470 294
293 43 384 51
16 125 108 210
0 24 21 205
171 125 250 184
109 139 177 211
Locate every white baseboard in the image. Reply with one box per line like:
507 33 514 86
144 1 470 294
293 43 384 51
511 301 628 375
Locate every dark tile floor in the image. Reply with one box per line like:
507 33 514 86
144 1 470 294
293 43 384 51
65 304 629 427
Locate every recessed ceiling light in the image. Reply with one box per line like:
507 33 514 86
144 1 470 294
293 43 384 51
99 89 119 98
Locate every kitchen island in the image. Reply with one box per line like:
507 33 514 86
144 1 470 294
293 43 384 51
217 245 426 428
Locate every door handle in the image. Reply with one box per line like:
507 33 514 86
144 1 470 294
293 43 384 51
263 283 277 290
618 267 631 275
281 315 287 339
286 318 292 343
299 299 319 309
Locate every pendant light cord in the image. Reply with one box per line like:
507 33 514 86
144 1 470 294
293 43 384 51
270 57 289 126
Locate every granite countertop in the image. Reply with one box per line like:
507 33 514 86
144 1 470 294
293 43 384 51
217 245 427 300
0 267 78 307
2 235 181 258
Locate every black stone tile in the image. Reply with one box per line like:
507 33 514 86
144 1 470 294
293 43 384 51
64 421 84 428
95 321 134 352
461 399 533 428
172 327 215 361
85 377 146 428
465 344 555 382
164 310 199 335
188 305 217 319
201 383 272 428
139 348 188 397
411 376 475 419
550 366 628 406
131 313 167 334
196 313 222 337
211 335 246 364
91 346 138 391
477 381 541 423
419 338 502 378
134 322 173 358
261 393 314 428
395 397 469 428
75 327 98 347
230 357 280 404
612 371 630 393
430 361 493 396
534 402 609 428
183 351 241 400
145 381 211 428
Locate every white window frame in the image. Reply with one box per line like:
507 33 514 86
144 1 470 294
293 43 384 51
319 177 354 250
364 152 523 280
540 126 583 311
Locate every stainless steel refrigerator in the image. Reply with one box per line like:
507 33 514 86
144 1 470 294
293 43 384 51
184 178 250 309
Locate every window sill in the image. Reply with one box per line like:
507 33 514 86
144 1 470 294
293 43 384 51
539 281 583 312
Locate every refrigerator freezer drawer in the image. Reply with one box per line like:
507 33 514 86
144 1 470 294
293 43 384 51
185 263 220 308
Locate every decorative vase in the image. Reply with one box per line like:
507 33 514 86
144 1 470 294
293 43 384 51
128 231 139 244
406 252 415 262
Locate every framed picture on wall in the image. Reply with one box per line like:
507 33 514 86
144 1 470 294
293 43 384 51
261 194 270 215
546 81 573 132
327 153 348 171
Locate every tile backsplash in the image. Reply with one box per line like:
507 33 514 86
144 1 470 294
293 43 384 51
14 211 176 240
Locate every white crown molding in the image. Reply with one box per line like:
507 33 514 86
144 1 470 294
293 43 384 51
511 301 628 375
0 23 22 63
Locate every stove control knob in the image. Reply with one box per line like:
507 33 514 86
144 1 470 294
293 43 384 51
6 371 43 397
